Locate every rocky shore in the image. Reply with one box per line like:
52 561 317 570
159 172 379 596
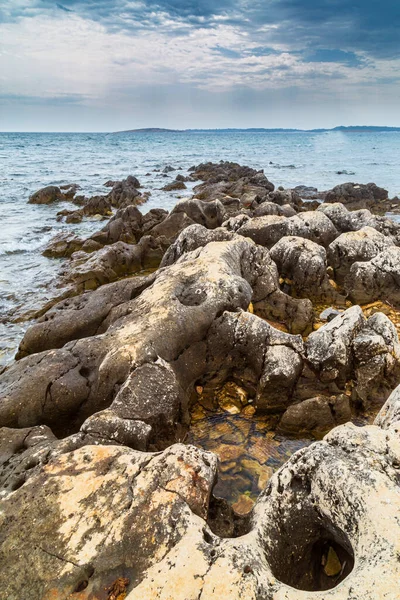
1 161 400 599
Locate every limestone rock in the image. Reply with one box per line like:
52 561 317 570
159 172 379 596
278 394 351 435
327 226 394 285
306 305 366 383
345 246 400 306
324 182 388 211
28 185 65 204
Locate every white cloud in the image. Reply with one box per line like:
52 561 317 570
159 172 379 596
1 12 400 109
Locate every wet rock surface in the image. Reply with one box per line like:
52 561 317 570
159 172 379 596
2 159 400 598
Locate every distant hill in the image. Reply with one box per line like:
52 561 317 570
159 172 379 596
115 125 400 134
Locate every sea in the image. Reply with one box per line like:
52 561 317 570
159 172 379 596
1 130 400 366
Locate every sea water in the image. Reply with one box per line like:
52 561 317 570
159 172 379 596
1 130 400 365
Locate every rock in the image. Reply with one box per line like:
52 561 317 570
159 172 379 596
320 307 341 322
170 198 225 230
163 165 176 173
327 226 395 285
82 195 112 216
59 183 81 199
353 312 400 405
306 305 366 383
237 215 289 248
287 211 339 247
269 236 338 300
0 238 307 437
28 185 65 205
65 210 83 223
16 272 156 357
278 394 351 435
375 382 400 431
175 174 190 182
324 182 388 211
253 202 296 218
0 443 217 600
345 247 400 307
162 181 187 191
42 232 83 258
294 184 327 200
267 188 302 209
90 205 143 247
61 237 163 294
106 175 144 208
161 225 234 267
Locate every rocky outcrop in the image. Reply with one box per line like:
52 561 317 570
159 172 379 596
42 232 84 258
162 180 187 191
0 422 399 599
324 182 389 211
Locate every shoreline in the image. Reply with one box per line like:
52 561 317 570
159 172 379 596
0 159 400 598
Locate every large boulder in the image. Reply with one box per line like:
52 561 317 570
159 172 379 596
270 236 339 300
28 185 65 205
327 226 395 285
345 246 400 306
324 182 388 211
278 394 351 435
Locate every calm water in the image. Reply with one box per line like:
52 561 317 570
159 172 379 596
1 130 400 365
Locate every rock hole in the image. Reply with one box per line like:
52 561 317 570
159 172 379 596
264 503 354 591
73 580 88 593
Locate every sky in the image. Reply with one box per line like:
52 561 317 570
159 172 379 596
0 1 400 131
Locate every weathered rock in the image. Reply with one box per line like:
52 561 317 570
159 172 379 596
375 382 400 431
327 226 395 285
345 246 400 306
306 306 366 384
42 232 84 258
270 236 339 300
16 272 156 357
278 394 351 435
90 205 143 247
60 237 163 294
82 195 112 216
267 188 302 209
162 180 187 191
237 215 289 248
106 175 144 208
353 312 400 405
253 202 296 218
170 198 225 230
28 185 66 205
324 182 388 211
294 184 327 200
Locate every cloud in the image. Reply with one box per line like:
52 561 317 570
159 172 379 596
0 1 399 129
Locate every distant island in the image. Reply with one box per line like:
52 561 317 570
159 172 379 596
115 126 400 134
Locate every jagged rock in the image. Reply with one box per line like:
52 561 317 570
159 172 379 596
237 211 338 249
0 237 312 438
59 183 81 199
60 237 163 294
237 215 289 247
294 184 327 200
42 232 84 258
106 175 144 208
345 246 400 306
306 306 366 384
162 180 187 191
28 185 65 205
278 394 351 435
270 236 339 300
253 202 296 218
267 188 302 209
16 272 156 358
161 225 234 267
163 165 176 173
170 198 225 230
327 226 395 285
353 312 400 405
82 195 112 216
90 205 143 246
324 182 388 211
318 202 400 241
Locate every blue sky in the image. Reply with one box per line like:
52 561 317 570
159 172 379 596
1 0 399 130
